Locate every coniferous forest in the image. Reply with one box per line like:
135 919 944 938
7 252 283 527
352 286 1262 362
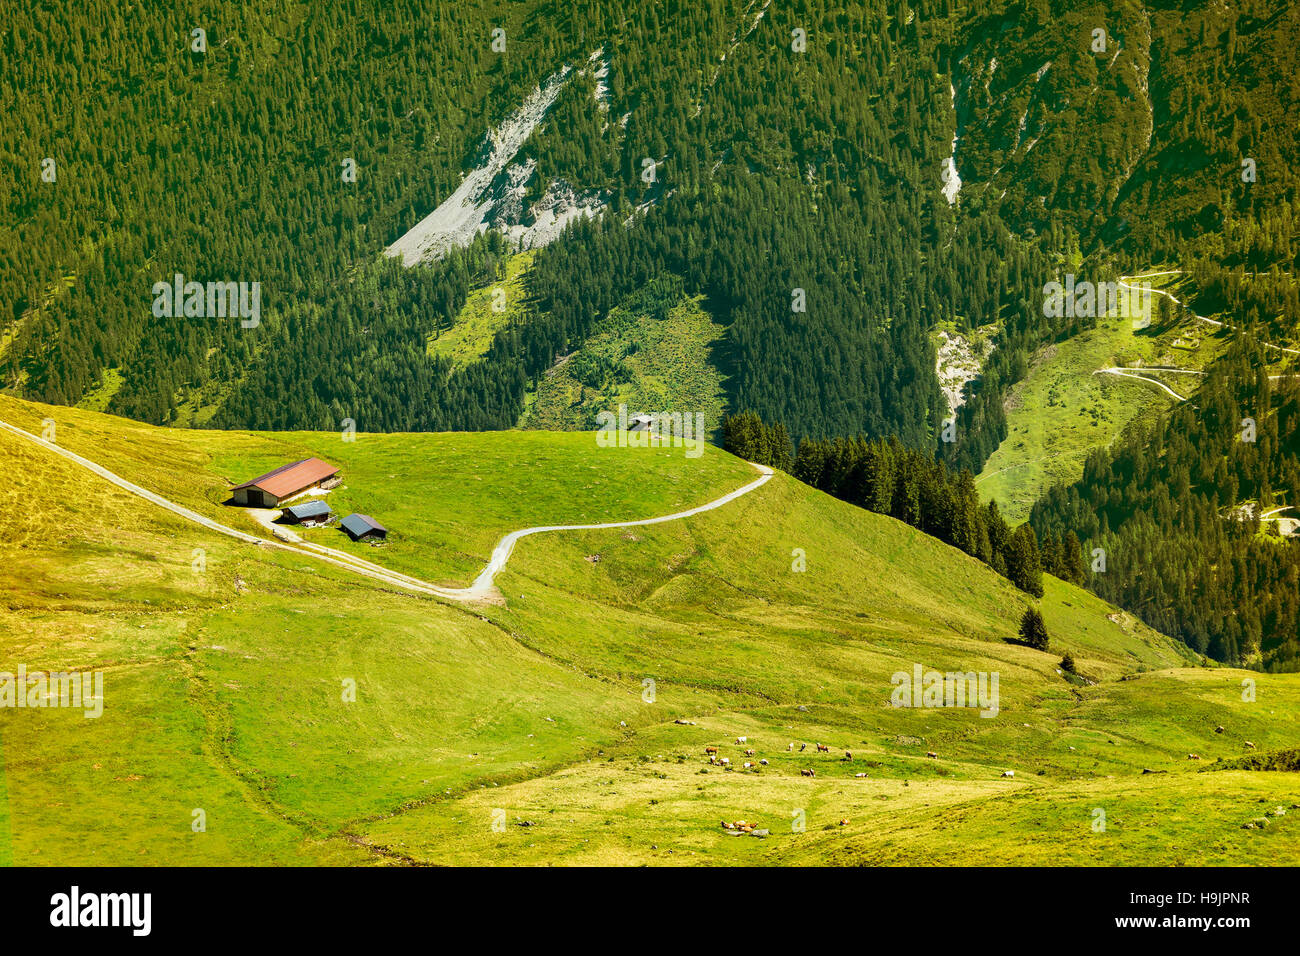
1031 344 1300 671
723 410 1048 597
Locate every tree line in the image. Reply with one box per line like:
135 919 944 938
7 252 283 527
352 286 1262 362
722 410 1061 598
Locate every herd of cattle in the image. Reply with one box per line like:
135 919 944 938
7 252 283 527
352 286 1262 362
703 736 859 777
701 737 1019 780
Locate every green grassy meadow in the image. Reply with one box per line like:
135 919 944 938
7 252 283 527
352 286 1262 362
2 394 1298 866
520 291 729 438
977 285 1227 521
427 250 538 371
0 393 754 586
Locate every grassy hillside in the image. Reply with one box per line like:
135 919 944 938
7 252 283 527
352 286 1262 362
428 250 539 371
0 393 754 586
978 291 1227 520
2 395 1297 866
520 283 729 437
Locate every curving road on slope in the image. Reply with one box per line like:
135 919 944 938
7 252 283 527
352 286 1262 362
1091 272 1300 405
0 418 773 604
1092 367 1190 402
1118 271 1300 357
466 465 774 593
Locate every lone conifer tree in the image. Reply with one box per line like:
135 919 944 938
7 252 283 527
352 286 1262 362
1020 607 1049 650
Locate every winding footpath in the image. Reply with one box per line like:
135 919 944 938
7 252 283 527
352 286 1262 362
466 465 773 592
1118 272 1300 357
0 417 772 604
1092 367 1189 402
1090 273 1300 404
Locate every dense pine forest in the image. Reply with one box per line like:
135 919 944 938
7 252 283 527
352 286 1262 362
3 1 1299 666
6 1 1295 448
0 0 1118 456
1031 345 1300 671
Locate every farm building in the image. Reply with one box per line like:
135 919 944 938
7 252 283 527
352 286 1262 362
340 513 387 542
281 500 332 525
231 458 340 507
628 414 654 432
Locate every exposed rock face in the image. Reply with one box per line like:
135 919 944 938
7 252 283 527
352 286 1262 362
504 179 606 249
385 65 597 265
941 151 962 205
936 328 997 415
385 54 624 266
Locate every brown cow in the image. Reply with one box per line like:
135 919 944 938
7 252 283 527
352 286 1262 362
705 746 718 755
816 743 830 753
744 748 755 757
800 768 816 777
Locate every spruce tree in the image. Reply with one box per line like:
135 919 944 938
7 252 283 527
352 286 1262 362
1020 607 1049 650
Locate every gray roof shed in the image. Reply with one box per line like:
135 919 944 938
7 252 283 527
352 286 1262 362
340 513 387 540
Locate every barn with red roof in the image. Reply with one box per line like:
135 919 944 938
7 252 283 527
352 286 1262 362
230 458 340 507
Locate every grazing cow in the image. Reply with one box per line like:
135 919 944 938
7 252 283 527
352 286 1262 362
1187 753 1201 760
839 819 850 826
735 736 748 745
843 751 852 761
719 757 730 766
1215 725 1225 734
854 772 868 778
816 743 830 753
1245 741 1256 749
799 743 807 752
1001 770 1014 778
800 768 815 777
705 746 718 755
760 759 769 766
926 751 938 758
744 749 755 757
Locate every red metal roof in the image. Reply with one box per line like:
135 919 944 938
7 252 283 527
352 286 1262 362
233 458 339 499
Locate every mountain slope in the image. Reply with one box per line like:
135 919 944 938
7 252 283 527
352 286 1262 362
6 1 1295 474
5 396 1297 865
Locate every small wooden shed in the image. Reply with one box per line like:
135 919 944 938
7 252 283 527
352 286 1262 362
281 500 332 525
340 513 387 542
